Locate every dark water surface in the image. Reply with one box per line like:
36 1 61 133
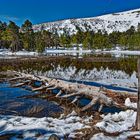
0 82 63 117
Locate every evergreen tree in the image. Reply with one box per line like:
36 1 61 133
126 26 135 36
21 20 35 51
83 32 93 49
52 33 60 48
35 32 45 53
8 21 19 34
137 23 140 32
42 30 54 48
21 20 33 32
1 21 21 51
0 21 7 32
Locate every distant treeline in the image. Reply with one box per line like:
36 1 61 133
0 20 140 52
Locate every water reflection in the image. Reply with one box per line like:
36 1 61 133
0 53 138 89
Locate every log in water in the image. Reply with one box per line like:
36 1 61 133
8 71 137 113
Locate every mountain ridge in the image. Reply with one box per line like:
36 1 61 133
33 8 140 35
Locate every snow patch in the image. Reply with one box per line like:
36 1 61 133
90 131 140 140
125 98 137 109
0 111 91 139
104 50 140 55
96 110 136 133
0 50 38 56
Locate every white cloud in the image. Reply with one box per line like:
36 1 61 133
0 15 19 21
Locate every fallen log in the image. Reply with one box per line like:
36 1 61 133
9 77 25 82
71 96 81 104
32 85 54 92
62 92 81 98
11 80 31 87
10 71 137 112
56 90 62 97
81 97 99 111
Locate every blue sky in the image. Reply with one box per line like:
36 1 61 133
0 0 140 26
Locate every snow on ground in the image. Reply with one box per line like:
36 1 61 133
90 131 140 140
33 8 140 35
0 96 138 140
0 50 38 56
125 98 137 109
2 49 140 57
0 49 92 57
45 49 92 54
96 110 136 133
0 111 91 139
90 109 140 140
104 50 140 56
92 99 137 139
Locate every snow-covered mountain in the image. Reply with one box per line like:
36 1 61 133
33 8 140 35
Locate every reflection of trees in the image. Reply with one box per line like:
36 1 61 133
0 56 137 75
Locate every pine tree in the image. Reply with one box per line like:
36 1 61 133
1 21 21 52
137 23 140 32
83 32 93 49
21 20 35 51
35 32 45 53
8 21 19 34
21 20 33 33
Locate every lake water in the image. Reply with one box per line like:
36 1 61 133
0 82 63 117
0 53 139 116
1 53 137 88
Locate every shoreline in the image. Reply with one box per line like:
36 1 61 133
1 49 140 57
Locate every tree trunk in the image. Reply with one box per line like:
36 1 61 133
136 58 140 130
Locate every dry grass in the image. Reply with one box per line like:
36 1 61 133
23 105 44 116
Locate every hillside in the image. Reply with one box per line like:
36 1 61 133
33 8 140 35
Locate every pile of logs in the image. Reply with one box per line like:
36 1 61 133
8 71 137 113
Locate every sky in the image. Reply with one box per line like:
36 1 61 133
0 0 140 26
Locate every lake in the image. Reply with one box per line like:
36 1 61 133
0 53 138 116
0 82 63 117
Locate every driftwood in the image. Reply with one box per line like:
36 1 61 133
81 97 99 111
32 85 53 92
11 80 31 87
56 90 62 97
9 77 25 82
71 96 80 104
8 71 137 112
